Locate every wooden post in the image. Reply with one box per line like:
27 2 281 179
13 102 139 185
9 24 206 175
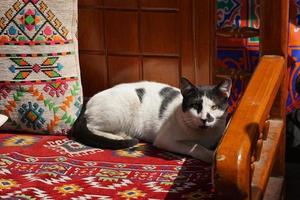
260 0 289 57
193 0 216 85
259 0 289 177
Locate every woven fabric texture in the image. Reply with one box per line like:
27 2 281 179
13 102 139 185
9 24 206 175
0 133 215 199
0 0 82 134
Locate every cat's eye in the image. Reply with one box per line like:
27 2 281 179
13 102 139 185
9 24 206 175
211 105 218 110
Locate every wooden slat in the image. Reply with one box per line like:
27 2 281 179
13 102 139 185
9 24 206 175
215 56 285 199
260 0 289 178
260 0 289 57
217 26 259 38
194 0 216 84
251 119 284 200
263 177 284 200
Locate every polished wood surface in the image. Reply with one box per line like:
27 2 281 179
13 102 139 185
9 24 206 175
78 0 215 97
217 27 259 38
215 56 285 199
260 0 289 178
260 0 289 57
215 0 288 198
262 177 284 200
251 119 284 199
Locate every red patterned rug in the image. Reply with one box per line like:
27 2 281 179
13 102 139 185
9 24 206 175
0 133 214 199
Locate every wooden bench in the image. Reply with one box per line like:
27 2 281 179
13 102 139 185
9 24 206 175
78 0 289 199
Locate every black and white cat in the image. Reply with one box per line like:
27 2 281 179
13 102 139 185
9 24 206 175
71 78 231 163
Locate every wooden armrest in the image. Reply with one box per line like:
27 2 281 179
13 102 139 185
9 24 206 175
214 56 285 199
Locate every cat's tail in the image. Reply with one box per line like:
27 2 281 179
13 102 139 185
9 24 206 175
69 105 139 150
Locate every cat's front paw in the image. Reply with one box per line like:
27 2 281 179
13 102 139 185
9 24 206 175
199 153 213 164
192 147 214 163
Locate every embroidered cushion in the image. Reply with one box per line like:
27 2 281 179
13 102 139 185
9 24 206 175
0 0 82 134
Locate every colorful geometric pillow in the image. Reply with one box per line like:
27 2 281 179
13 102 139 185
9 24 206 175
0 0 82 135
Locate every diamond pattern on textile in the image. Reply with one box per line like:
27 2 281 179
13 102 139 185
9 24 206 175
24 173 71 185
44 138 103 157
0 133 215 199
1 135 40 147
14 2 46 40
0 187 52 200
0 0 82 135
0 0 71 43
18 101 46 129
0 78 82 134
9 57 63 80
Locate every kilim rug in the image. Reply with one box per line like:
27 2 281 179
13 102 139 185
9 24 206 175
0 133 215 199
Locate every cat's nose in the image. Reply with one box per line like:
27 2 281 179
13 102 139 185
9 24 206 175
207 113 214 122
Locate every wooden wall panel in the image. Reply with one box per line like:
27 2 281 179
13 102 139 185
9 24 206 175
78 9 104 51
105 11 139 53
79 0 102 7
180 0 195 83
80 54 107 97
103 0 138 8
143 58 179 86
141 12 179 54
108 56 141 86
78 0 216 97
140 0 178 9
194 0 216 85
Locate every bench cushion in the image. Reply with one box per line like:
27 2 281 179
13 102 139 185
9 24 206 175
0 133 214 199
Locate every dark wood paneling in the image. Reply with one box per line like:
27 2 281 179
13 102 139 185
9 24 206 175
260 0 289 179
260 0 288 57
78 9 104 51
108 56 141 86
80 54 107 97
103 0 138 8
180 0 195 83
78 0 215 97
143 58 179 86
195 0 216 85
141 12 179 54
79 0 102 7
140 0 178 9
105 11 139 53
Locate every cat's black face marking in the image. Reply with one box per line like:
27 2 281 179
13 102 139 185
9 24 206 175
159 87 180 119
206 87 228 111
180 77 231 128
135 88 145 103
181 86 228 111
181 88 204 113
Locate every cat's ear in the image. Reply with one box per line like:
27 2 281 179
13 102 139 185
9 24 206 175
216 78 232 98
180 77 195 97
